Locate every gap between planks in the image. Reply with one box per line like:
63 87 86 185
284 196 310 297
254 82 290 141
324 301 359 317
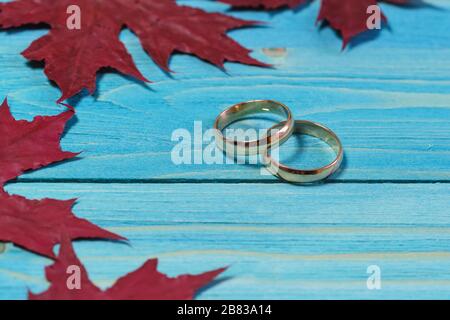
10 178 450 184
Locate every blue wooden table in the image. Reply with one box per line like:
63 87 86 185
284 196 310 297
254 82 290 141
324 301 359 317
0 0 449 299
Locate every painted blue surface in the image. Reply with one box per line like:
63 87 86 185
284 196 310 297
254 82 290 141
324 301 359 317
0 0 449 299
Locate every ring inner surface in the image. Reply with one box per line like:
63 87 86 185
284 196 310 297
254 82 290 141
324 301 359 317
267 121 341 172
217 101 289 136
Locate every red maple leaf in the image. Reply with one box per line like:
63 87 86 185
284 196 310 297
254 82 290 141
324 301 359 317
221 0 412 46
0 99 76 185
0 0 267 102
29 236 226 300
0 99 124 258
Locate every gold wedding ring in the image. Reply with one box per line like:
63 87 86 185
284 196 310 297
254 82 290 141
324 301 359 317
263 120 343 183
214 101 343 183
214 100 294 156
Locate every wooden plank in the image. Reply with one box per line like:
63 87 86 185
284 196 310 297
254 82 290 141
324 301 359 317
0 182 449 299
0 1 449 181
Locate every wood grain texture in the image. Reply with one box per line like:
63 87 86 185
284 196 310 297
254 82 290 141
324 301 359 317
0 182 450 299
0 0 449 300
0 0 449 181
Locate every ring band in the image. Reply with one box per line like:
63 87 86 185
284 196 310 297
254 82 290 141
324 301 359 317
214 100 294 156
263 120 344 183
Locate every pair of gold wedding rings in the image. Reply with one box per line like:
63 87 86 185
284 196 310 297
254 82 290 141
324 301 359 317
213 100 344 183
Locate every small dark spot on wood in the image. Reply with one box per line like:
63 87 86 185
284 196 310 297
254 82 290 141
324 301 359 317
262 48 287 58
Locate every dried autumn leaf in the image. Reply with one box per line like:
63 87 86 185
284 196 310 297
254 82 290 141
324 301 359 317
222 0 412 46
0 99 76 185
29 236 227 300
0 99 124 258
0 192 124 258
0 0 267 102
